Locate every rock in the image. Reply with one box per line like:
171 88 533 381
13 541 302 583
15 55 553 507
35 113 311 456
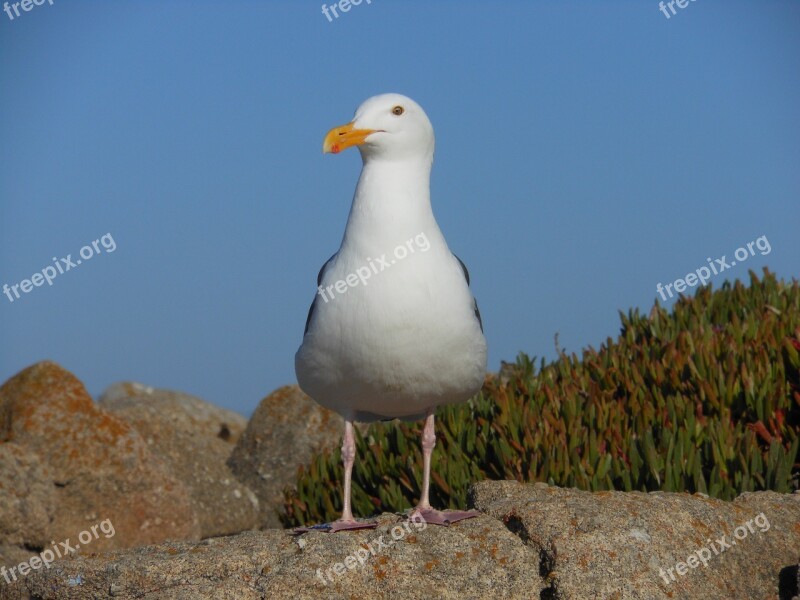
787 560 800 600
99 383 259 538
0 362 200 553
99 383 247 444
6 481 799 599
20 512 542 600
0 546 34 600
795 560 800 600
0 444 55 549
228 385 344 528
470 480 800 599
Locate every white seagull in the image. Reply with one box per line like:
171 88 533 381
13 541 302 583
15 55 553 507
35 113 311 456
295 93 487 531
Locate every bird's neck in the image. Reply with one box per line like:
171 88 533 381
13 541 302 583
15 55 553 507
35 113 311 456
342 157 437 249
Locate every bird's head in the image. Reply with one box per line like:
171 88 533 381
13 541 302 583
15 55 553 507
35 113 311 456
322 93 434 162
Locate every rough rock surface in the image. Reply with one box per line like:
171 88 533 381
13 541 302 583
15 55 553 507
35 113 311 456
470 480 800 599
795 562 800 600
228 385 344 528
0 545 31 595
17 512 541 600
3 482 797 599
99 383 258 538
99 382 247 444
0 444 54 549
0 362 200 551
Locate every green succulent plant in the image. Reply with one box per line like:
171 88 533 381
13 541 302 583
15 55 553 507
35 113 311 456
282 269 800 527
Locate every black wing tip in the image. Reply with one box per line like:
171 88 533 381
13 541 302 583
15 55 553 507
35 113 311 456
306 253 336 336
454 253 481 331
303 297 316 336
454 253 470 285
317 253 337 286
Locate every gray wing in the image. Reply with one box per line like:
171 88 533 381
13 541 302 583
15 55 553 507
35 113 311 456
453 253 483 333
303 253 336 336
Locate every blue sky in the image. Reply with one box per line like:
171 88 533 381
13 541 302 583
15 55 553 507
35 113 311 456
1 0 798 416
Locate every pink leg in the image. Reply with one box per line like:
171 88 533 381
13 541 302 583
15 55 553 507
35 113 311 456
294 420 377 533
417 410 436 510
412 408 479 526
339 420 356 522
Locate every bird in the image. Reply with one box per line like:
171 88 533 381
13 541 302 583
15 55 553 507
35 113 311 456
295 93 487 532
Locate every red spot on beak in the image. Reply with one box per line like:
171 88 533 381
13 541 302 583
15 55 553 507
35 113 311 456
331 144 340 154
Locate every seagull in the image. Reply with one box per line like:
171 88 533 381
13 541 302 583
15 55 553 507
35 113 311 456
295 93 487 531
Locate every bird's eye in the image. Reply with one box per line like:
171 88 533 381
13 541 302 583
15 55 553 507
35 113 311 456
392 106 404 116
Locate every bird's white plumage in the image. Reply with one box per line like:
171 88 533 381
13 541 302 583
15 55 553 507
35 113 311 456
295 94 487 422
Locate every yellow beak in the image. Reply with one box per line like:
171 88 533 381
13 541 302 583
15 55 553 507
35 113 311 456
323 122 379 154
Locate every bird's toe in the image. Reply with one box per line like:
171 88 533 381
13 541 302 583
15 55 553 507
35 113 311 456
409 507 480 526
